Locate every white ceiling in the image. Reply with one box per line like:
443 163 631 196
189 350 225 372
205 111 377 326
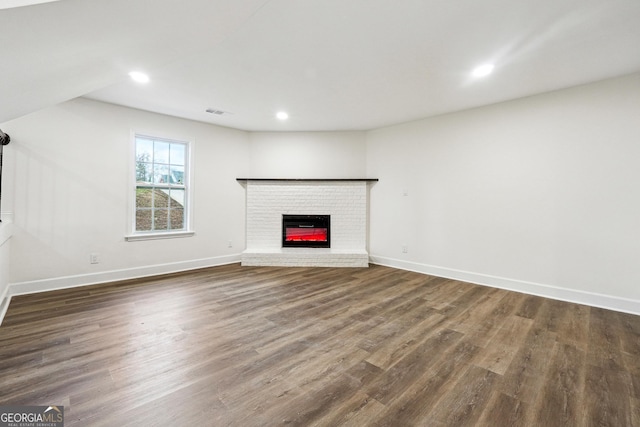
2 0 640 131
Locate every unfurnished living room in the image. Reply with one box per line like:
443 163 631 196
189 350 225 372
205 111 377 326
1 1 640 426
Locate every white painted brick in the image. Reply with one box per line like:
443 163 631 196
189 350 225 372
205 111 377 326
243 181 370 267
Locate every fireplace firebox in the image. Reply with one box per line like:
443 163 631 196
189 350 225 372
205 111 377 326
282 215 330 248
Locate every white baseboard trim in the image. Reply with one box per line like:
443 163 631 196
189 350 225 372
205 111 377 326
369 255 640 316
2 254 242 323
3 253 637 325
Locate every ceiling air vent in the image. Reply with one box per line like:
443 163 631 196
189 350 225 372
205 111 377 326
205 108 228 115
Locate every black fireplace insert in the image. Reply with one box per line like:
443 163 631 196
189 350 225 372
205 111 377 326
282 214 330 248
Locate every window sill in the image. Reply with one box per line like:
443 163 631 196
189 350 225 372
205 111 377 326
125 231 195 242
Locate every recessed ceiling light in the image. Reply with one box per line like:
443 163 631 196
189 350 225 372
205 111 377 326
128 71 150 84
471 63 495 78
276 111 289 120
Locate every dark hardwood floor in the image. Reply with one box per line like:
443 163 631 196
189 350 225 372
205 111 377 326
1 263 639 426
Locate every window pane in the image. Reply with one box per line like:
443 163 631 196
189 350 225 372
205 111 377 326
136 188 153 208
170 208 185 230
152 189 168 208
154 209 169 230
136 162 152 183
170 143 186 166
169 189 184 208
153 164 170 184
154 141 170 164
170 166 184 185
136 138 153 161
136 209 152 231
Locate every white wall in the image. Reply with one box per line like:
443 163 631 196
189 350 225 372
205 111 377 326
1 98 250 289
367 72 640 313
249 131 366 178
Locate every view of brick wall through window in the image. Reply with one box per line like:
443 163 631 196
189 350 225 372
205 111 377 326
134 135 188 233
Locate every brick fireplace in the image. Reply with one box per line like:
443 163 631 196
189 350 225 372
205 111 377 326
237 179 377 267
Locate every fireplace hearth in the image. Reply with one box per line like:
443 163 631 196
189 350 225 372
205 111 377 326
282 214 330 248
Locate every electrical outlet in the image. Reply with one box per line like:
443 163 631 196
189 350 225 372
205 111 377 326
402 245 408 253
228 240 233 248
90 253 100 264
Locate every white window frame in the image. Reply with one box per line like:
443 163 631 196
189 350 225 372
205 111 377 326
125 132 194 241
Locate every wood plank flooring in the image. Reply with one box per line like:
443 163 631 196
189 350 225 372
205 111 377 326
1 264 639 426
